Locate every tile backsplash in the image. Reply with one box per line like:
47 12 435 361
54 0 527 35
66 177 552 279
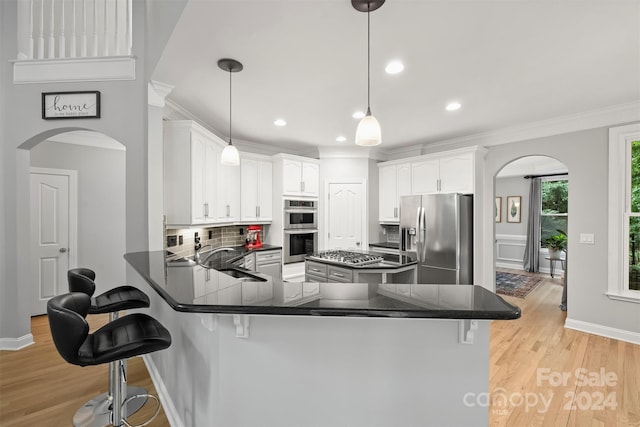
382 225 400 243
165 225 259 258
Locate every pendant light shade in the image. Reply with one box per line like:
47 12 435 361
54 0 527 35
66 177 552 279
355 108 382 146
220 143 240 165
218 58 243 166
353 0 384 147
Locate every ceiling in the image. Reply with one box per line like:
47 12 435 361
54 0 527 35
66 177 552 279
152 0 640 153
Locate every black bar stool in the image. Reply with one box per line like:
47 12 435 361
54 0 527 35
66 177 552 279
48 292 171 427
68 268 151 426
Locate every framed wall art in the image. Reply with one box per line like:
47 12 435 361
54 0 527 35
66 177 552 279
42 91 101 119
495 197 502 222
506 196 521 223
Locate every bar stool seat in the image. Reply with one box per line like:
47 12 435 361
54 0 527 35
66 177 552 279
68 268 150 314
48 292 171 427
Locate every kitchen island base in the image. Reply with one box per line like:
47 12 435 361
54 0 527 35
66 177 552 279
129 268 491 427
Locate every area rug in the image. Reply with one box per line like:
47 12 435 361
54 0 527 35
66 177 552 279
495 271 545 298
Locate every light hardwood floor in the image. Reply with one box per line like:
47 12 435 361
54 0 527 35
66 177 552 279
490 271 640 427
1 278 639 427
0 313 170 427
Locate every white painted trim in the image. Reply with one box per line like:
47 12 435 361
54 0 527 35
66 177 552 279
608 123 640 302
0 334 34 351
495 262 525 271
141 355 184 427
564 318 640 346
495 233 527 241
12 56 136 83
46 131 125 151
324 179 368 251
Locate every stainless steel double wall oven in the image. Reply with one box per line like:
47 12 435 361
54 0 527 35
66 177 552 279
283 199 318 263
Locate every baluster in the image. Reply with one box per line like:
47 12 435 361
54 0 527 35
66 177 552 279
28 0 34 59
59 0 66 58
114 0 119 55
81 0 87 56
70 0 76 57
125 0 132 55
38 0 44 58
103 0 109 56
92 0 98 56
48 0 56 58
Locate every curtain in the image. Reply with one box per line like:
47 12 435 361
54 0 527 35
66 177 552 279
523 178 541 272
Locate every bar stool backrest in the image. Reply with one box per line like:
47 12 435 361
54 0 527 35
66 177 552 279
68 269 96 297
47 293 91 366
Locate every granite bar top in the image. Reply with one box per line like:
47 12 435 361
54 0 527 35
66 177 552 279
125 250 521 320
369 242 400 250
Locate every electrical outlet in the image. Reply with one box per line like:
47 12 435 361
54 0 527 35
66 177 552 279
178 235 183 245
239 228 244 235
208 230 213 239
167 235 177 247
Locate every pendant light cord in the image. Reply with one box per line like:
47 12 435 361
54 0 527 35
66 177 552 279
367 4 371 113
229 69 232 144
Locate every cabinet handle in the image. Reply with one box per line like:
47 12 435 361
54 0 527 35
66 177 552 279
332 273 345 278
394 207 398 218
257 205 261 218
256 206 259 218
311 268 321 272
226 204 230 217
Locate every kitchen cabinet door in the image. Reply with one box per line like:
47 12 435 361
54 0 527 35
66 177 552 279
397 163 412 199
378 164 398 222
216 148 240 222
257 261 282 283
241 158 273 222
283 159 303 194
164 121 218 225
439 153 473 194
411 159 439 194
301 162 319 196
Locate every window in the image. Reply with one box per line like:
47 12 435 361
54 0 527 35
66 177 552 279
608 123 640 302
540 179 568 245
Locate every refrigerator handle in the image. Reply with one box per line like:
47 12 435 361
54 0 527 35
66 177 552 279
420 207 427 262
416 207 423 262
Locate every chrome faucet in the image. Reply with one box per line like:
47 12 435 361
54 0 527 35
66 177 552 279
195 246 235 264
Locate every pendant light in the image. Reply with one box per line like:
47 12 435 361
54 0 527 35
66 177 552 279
218 58 243 166
353 0 384 147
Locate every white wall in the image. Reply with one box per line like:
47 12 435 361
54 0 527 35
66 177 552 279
495 176 528 236
0 0 185 343
483 127 640 339
30 140 126 293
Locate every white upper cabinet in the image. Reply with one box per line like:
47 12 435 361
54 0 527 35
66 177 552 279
164 121 218 225
215 145 241 222
378 162 411 223
377 147 486 223
412 152 474 195
241 155 273 222
275 154 320 197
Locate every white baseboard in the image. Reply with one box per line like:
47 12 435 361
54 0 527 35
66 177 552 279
0 333 34 351
565 318 640 345
141 354 183 427
495 262 525 271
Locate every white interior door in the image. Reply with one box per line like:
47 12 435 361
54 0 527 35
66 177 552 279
30 169 76 316
327 182 364 250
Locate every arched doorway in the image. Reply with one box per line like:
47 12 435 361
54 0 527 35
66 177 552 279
494 155 568 308
24 130 126 315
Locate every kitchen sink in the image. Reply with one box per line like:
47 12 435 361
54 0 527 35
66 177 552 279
218 268 267 282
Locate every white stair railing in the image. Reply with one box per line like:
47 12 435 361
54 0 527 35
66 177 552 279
19 0 132 60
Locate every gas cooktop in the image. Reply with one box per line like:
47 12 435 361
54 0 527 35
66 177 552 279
309 250 384 266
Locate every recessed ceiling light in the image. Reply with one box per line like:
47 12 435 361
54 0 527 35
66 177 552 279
352 111 365 119
274 119 287 126
446 102 462 111
336 136 347 142
385 60 404 74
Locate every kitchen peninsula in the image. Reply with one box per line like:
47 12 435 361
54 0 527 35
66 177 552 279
125 250 520 427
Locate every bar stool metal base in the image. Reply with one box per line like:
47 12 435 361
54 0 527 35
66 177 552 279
72 386 147 427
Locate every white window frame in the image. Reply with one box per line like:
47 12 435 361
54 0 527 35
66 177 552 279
608 123 640 303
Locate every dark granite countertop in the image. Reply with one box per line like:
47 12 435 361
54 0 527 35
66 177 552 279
125 250 520 320
369 242 400 250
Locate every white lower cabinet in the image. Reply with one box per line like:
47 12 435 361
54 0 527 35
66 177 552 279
302 282 320 297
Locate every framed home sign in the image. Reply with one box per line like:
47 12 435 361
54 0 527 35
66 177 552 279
42 91 101 119
506 196 522 223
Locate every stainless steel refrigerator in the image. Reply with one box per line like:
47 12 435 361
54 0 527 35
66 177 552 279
400 193 473 284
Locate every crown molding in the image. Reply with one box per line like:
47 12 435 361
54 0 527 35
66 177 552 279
46 131 125 151
148 81 174 107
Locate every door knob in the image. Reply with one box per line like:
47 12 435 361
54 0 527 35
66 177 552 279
59 248 68 253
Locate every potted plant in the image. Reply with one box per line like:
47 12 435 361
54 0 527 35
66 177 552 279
542 229 567 259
